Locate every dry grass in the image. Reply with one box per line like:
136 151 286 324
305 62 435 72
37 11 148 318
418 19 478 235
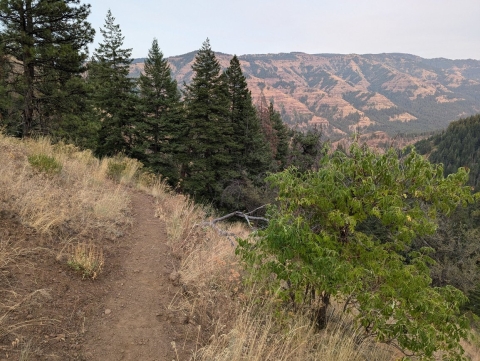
0 289 54 339
153 189 399 360
156 193 204 250
0 134 133 239
0 133 163 346
193 297 395 361
67 242 105 280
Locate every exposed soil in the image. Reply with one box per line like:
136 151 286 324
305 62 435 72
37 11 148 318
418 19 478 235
0 190 198 360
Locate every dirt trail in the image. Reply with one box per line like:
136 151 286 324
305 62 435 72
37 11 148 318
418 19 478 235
83 191 190 361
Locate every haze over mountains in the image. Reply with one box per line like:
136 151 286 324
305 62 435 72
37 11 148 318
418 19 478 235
131 52 480 138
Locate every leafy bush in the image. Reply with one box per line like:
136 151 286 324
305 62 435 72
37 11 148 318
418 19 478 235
239 143 477 360
106 159 127 182
27 154 62 175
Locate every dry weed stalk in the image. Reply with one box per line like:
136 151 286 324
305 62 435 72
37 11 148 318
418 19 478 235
0 289 56 339
194 294 395 361
67 242 105 280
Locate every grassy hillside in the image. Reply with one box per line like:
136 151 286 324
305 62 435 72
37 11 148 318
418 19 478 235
1 133 479 360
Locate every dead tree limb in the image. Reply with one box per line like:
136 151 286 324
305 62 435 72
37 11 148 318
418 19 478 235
195 205 269 246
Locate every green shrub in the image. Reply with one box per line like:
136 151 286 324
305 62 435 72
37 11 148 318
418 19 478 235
27 154 62 175
239 143 477 360
106 159 127 182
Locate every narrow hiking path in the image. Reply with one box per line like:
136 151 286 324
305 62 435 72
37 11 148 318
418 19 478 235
83 191 194 361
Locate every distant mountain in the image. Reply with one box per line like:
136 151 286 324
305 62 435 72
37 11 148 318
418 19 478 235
130 52 480 138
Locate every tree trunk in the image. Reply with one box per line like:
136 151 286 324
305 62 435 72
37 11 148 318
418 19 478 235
21 0 34 137
315 291 330 330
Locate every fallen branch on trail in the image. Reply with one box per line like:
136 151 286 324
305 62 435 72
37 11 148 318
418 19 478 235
195 205 269 246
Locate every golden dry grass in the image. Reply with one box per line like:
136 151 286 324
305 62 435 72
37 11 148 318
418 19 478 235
67 242 105 280
0 134 133 240
154 188 399 360
193 298 395 361
0 133 162 343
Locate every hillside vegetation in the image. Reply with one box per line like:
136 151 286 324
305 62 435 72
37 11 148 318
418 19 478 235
414 114 480 316
0 133 394 360
416 114 480 189
2 2 480 360
2 133 480 360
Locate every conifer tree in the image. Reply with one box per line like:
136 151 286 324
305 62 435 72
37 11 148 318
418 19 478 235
136 38 183 182
181 39 234 202
224 55 271 181
0 0 95 137
289 126 324 172
269 101 289 170
88 10 138 157
218 55 274 210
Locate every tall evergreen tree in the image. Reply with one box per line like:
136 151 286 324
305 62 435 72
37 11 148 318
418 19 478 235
269 101 289 170
181 39 234 202
224 55 271 180
219 55 274 210
0 0 95 137
136 38 183 182
88 9 137 157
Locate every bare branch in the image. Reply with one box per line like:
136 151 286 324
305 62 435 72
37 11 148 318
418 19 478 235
195 206 270 246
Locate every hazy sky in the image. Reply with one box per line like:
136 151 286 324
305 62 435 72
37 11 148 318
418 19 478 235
87 0 480 60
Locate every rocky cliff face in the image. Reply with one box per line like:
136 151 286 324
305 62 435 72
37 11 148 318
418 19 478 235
130 52 480 138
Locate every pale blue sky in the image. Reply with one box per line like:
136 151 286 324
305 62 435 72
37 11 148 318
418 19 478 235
87 0 480 60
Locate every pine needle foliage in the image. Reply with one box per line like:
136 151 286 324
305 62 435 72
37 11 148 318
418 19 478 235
181 39 235 203
0 0 95 137
88 9 138 157
136 38 183 183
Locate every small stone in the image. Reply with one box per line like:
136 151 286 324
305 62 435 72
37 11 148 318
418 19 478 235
169 271 180 284
104 309 111 315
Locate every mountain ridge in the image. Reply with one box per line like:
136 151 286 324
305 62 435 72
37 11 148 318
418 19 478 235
130 51 480 138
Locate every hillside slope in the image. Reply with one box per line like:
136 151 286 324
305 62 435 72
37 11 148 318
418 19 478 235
131 52 480 137
415 113 480 188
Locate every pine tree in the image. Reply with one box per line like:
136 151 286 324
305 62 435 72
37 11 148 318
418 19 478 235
88 10 138 157
0 0 95 137
219 55 274 210
289 126 324 172
181 39 234 203
269 102 289 170
224 55 271 181
136 38 183 182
